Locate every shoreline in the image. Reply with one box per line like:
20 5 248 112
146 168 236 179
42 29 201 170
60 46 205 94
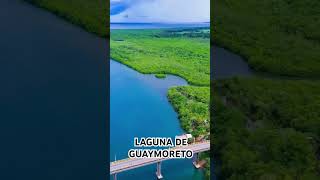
109 59 195 133
110 58 192 86
110 55 210 86
24 0 108 37
23 1 210 178
110 57 210 179
109 53 210 134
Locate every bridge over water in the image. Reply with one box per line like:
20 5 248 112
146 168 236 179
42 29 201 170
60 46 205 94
110 140 210 179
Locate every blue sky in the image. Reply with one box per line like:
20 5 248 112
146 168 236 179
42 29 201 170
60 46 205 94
110 0 210 23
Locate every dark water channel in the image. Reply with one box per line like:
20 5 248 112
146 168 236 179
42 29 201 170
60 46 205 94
212 46 252 79
0 1 107 179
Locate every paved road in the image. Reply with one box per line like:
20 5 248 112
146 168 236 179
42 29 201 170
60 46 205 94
110 141 210 174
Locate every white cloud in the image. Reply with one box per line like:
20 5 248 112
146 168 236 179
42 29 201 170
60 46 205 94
110 0 210 23
110 0 124 3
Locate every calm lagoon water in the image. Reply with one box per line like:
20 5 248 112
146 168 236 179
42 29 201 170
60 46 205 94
0 0 107 179
212 46 252 79
110 18 252 180
110 22 215 179
110 60 205 179
0 1 250 178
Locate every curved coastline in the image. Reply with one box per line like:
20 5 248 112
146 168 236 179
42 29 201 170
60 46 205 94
110 56 209 132
110 55 210 86
110 55 210 178
110 58 190 121
110 59 205 179
110 58 191 86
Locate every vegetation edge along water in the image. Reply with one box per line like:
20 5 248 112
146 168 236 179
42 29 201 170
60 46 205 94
24 0 320 79
110 28 211 179
23 0 320 179
24 0 108 37
28 0 320 179
24 1 211 179
212 0 320 179
212 0 320 78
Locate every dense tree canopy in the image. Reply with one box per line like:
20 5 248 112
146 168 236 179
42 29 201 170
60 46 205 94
212 0 320 179
111 29 210 86
213 81 320 179
212 0 320 77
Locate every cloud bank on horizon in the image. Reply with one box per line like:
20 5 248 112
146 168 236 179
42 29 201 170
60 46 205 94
110 0 210 23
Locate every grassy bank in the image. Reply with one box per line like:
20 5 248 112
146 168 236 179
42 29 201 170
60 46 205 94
24 0 108 37
212 0 320 77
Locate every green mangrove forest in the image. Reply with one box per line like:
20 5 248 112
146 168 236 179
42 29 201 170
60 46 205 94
110 29 210 137
23 0 320 179
25 0 211 178
111 28 211 179
213 0 320 179
213 0 320 77
111 29 210 86
24 0 211 178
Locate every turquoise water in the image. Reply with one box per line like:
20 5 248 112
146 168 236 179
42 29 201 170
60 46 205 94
110 60 204 179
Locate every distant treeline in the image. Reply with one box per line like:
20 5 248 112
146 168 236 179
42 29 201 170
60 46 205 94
159 28 210 38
